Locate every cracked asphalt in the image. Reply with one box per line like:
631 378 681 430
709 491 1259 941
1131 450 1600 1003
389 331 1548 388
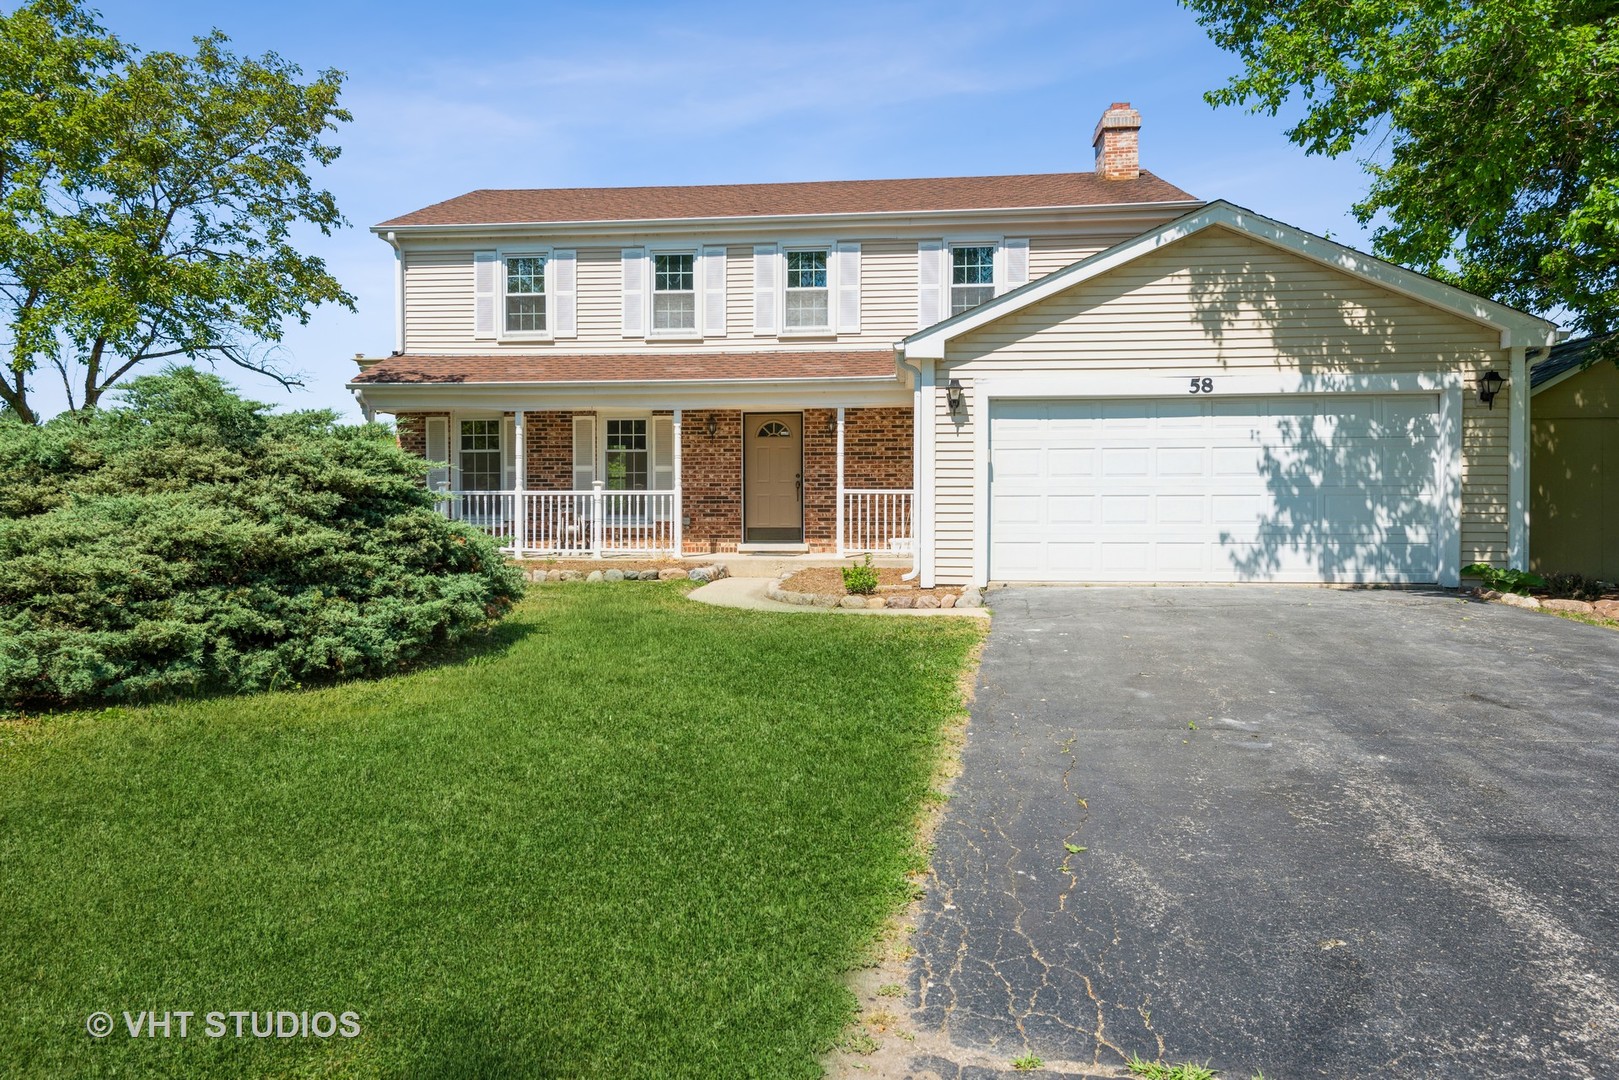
907 587 1619 1079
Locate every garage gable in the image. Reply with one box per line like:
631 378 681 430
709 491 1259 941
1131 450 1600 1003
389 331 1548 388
903 201 1556 359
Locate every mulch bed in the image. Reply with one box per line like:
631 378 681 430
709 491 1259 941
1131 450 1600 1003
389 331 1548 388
782 567 959 599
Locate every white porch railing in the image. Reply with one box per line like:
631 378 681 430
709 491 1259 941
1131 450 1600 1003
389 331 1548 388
840 489 913 557
436 483 678 556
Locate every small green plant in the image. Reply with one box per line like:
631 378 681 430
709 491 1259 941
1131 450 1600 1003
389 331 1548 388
876 983 905 998
1543 570 1603 601
843 553 880 595
1463 562 1546 596
838 1028 879 1055
1011 1053 1045 1071
1064 842 1086 854
1187 720 1198 730
1126 1056 1219 1080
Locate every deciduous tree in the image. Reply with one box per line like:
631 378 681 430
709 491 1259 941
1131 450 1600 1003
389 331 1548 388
1185 0 1619 349
0 0 353 423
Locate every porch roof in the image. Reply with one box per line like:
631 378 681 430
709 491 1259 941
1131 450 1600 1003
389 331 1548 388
350 351 901 386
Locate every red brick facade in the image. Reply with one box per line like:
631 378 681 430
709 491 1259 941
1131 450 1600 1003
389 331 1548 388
394 406 912 553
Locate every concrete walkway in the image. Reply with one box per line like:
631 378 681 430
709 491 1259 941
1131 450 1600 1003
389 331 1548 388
687 576 990 619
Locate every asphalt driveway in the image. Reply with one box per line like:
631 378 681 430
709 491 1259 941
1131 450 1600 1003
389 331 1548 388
907 588 1619 1079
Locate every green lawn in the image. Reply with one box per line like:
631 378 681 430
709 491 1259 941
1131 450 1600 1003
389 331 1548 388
0 584 981 1079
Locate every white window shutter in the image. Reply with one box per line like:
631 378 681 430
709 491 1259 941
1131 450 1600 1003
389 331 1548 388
701 246 727 337
551 249 577 337
652 415 675 491
621 248 646 338
473 251 498 339
571 415 596 490
917 240 945 329
834 241 861 334
999 238 1029 295
502 415 517 490
425 416 450 491
752 243 778 335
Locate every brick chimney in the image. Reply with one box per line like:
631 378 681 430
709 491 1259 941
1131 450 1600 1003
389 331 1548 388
1093 102 1142 180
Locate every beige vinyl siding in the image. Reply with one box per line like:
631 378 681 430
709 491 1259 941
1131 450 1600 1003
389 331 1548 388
931 225 1510 584
401 250 473 351
861 239 920 340
1028 234 1112 277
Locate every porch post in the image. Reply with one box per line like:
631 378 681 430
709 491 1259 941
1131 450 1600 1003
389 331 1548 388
672 408 684 557
591 480 604 558
513 409 527 555
835 406 846 557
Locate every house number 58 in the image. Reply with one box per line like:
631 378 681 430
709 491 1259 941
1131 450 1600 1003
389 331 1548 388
1188 377 1215 394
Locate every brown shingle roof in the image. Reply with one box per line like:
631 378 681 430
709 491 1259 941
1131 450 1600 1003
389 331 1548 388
350 351 899 385
376 171 1198 228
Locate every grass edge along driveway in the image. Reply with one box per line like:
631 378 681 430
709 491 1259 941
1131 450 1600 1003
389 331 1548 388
0 584 983 1079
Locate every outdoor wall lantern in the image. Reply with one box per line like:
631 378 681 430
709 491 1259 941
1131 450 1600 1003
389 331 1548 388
825 413 837 438
946 378 965 417
1477 370 1506 409
705 414 718 438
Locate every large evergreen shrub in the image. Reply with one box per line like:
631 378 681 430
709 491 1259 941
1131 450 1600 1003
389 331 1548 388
0 370 524 709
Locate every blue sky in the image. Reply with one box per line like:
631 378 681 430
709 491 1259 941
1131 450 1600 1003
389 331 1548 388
55 0 1381 421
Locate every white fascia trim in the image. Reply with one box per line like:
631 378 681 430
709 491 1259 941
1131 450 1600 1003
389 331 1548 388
904 200 1559 358
351 378 909 414
971 370 1464 400
369 200 1207 241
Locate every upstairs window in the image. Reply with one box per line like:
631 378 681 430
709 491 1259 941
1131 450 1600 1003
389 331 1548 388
604 418 649 490
784 249 829 331
652 253 696 333
458 419 503 490
504 255 547 334
950 245 995 316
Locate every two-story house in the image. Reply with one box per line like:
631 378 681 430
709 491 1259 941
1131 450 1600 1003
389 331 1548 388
350 103 1558 589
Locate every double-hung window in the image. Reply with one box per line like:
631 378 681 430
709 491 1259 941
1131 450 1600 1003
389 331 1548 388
458 419 502 490
784 249 830 331
950 245 995 316
504 254 547 335
652 253 696 333
604 418 649 491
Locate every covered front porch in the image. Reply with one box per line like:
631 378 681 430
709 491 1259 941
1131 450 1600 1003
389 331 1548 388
399 405 914 559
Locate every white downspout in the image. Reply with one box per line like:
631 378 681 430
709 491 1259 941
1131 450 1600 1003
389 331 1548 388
384 230 405 355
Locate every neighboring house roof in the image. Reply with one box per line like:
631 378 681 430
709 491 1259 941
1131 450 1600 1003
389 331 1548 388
902 200 1560 357
375 171 1198 229
1531 333 1615 393
350 351 898 385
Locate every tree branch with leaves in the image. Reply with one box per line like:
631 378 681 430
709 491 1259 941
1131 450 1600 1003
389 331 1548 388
0 0 353 423
1184 0 1619 352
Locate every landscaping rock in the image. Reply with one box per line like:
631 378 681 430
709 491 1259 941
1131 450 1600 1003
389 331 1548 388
939 594 957 609
659 568 688 581
839 595 867 609
547 570 564 582
688 567 714 583
1594 600 1619 620
1472 587 1503 601
559 570 585 582
1498 592 1540 609
913 595 940 609
866 597 887 609
813 592 841 608
886 596 913 609
956 587 983 608
1542 598 1595 614
709 564 729 580
603 569 625 582
639 570 661 580
585 570 605 583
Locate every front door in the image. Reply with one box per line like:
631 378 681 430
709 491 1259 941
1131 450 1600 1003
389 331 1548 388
744 412 803 542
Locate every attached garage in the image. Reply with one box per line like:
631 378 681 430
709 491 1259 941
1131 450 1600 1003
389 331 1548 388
902 201 1557 589
986 393 1448 583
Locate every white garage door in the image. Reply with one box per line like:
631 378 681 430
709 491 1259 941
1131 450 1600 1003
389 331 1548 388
988 395 1443 583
